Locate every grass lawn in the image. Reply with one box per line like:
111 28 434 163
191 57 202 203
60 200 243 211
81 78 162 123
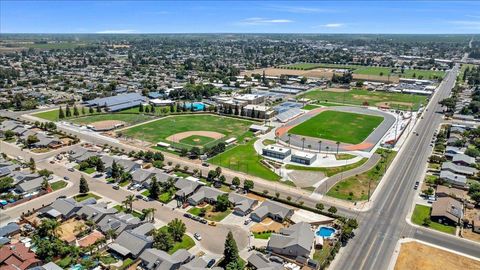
32 108 101 121
313 246 332 265
121 258 134 269
100 255 118 265
56 256 73 268
336 153 356 160
327 148 396 201
141 190 150 196
179 135 216 146
209 139 281 181
81 167 96 174
302 104 321 110
300 89 428 110
123 114 253 149
70 113 152 125
411 204 456 234
158 226 195 254
253 231 272 239
286 158 367 177
50 180 67 191
288 110 383 144
73 193 101 202
119 180 130 187
113 205 145 219
428 163 440 170
158 191 174 203
262 139 276 146
188 205 232 222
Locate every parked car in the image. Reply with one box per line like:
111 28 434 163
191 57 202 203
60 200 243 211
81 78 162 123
184 213 192 218
135 194 143 199
112 185 120 190
200 219 207 224
202 162 209 167
49 160 55 164
206 259 216 268
68 168 75 172
63 176 70 180
194 233 202 241
244 218 252 225
208 221 216 226
57 195 67 199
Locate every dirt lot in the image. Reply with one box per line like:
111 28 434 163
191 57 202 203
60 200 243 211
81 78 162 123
462 208 480 242
250 218 287 233
394 241 480 270
58 219 86 242
246 193 267 202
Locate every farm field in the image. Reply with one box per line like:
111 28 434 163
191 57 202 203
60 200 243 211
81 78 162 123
209 139 281 181
288 110 383 144
122 114 253 149
300 88 428 110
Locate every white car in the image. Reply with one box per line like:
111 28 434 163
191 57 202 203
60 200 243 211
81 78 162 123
194 233 202 241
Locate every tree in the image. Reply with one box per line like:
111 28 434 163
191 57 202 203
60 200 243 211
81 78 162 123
79 176 89 194
328 206 337 214
139 104 144 113
423 217 431 227
37 218 62 239
223 231 242 268
0 176 14 192
58 106 65 119
316 203 324 211
243 179 254 191
89 106 94 114
65 104 71 117
29 157 36 172
26 134 39 147
111 160 120 180
216 194 230 212
96 159 105 172
123 194 136 212
153 229 174 251
167 218 186 242
4 130 15 140
232 177 240 186
149 176 161 200
73 105 79 117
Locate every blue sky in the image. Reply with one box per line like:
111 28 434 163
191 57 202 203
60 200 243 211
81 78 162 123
1 1 480 34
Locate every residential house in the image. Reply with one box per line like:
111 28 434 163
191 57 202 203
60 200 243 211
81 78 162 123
0 223 21 245
251 200 294 222
435 186 467 200
116 159 141 173
187 186 226 206
267 222 315 258
0 242 41 270
76 202 118 223
139 248 194 270
36 262 64 270
452 154 475 166
178 257 209 270
444 146 465 159
439 170 467 187
131 168 155 185
247 252 283 270
228 193 258 216
174 178 202 200
431 197 463 226
14 176 45 194
40 198 97 220
97 213 143 234
108 223 155 258
441 162 477 176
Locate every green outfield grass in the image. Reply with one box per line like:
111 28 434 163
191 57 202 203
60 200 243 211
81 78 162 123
288 110 383 144
123 114 253 149
300 88 428 110
209 139 281 181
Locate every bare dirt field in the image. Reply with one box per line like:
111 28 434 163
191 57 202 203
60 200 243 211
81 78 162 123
90 120 126 131
394 241 480 270
250 218 287 233
165 131 225 143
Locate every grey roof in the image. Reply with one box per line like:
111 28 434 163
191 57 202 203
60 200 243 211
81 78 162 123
268 222 314 255
76 203 118 223
9 171 39 184
0 120 22 131
0 237 10 245
15 177 44 193
251 200 294 221
439 170 467 185
247 252 283 270
74 151 99 163
188 186 226 204
175 178 202 197
178 257 208 270
452 154 475 165
228 193 258 213
85 93 146 112
97 213 142 234
140 248 193 270
0 222 20 237
110 225 154 258
45 198 96 218
445 146 465 155
441 162 477 176
101 155 116 168
132 169 155 183
41 262 64 270
116 159 140 172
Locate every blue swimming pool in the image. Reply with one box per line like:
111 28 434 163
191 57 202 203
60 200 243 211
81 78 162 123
316 226 336 238
185 102 205 111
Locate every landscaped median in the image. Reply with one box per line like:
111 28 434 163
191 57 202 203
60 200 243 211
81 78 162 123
411 204 456 234
286 158 368 177
326 148 397 201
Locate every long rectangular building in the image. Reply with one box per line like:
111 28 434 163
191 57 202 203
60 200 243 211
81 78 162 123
85 93 146 112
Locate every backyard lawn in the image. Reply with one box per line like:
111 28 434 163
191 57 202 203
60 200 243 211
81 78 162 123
288 110 383 144
209 139 281 181
411 204 456 234
50 180 67 191
327 148 396 201
158 226 195 254
300 89 428 110
73 193 101 202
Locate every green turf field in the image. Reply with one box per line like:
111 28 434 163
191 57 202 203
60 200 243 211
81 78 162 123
123 114 253 149
179 135 216 146
288 110 383 144
300 88 428 110
209 139 281 181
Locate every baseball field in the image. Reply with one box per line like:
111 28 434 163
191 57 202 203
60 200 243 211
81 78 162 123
288 110 384 144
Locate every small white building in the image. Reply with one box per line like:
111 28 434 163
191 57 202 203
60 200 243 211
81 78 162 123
291 152 317 165
262 145 291 160
149 99 175 106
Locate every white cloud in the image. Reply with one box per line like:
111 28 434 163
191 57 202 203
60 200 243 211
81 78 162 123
449 20 480 30
318 23 345 28
238 17 293 25
96 29 137 34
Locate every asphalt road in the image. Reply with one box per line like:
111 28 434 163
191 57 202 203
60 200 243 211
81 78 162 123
333 64 480 270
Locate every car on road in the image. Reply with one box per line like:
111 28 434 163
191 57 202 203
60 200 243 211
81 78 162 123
184 213 192 218
68 168 75 172
208 221 216 226
194 233 202 241
56 195 67 199
135 194 143 199
112 185 119 190
63 176 70 180
143 196 150 202
50 160 55 164
202 162 209 167
199 219 207 224
244 218 251 225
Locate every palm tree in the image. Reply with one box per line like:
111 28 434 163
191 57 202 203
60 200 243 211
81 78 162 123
325 146 330 157
336 141 341 155
301 137 306 150
318 140 322 153
105 229 117 242
123 195 136 213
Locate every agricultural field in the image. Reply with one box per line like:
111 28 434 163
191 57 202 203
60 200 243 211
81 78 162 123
300 88 428 110
122 114 253 149
288 110 383 144
209 139 281 181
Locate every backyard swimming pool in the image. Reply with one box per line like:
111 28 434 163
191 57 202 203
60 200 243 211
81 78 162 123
316 226 336 238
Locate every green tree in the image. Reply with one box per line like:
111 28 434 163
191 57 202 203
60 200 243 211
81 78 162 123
316 203 324 211
223 231 241 268
4 130 15 140
243 179 254 191
89 106 94 114
96 159 105 172
26 134 39 147
167 218 186 242
65 104 71 117
58 106 65 119
328 206 337 214
149 176 161 200
215 194 230 212
73 105 79 116
79 176 89 194
29 157 36 172
232 177 240 186
153 229 174 251
0 176 14 192
139 104 144 113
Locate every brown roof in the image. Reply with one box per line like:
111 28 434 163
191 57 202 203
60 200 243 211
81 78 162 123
0 243 40 270
435 186 467 199
431 197 463 224
78 230 105 248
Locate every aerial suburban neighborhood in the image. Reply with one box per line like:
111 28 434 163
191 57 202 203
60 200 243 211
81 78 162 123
0 1 480 270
